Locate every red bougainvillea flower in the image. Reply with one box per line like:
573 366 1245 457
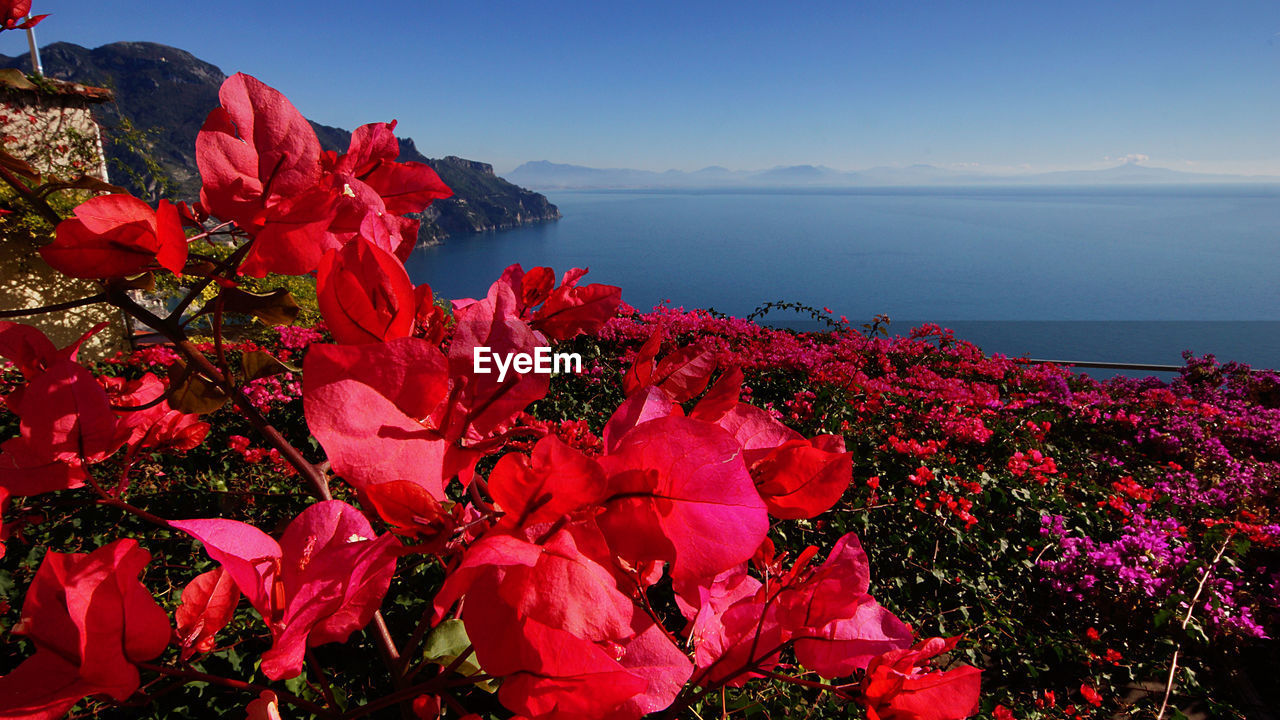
174 567 240 660
245 691 283 720
486 264 622 341
0 322 128 498
859 636 982 720
101 373 209 454
446 276 551 441
246 172 413 276
433 527 692 720
0 0 46 31
530 267 622 341
595 413 769 585
324 121 452 217
1080 684 1103 707
316 237 416 344
777 533 915 677
0 320 58 378
196 74 450 276
622 328 717 401
42 194 187 278
412 282 448 345
487 434 606 531
303 337 451 499
0 539 170 719
678 532 912 686
171 501 398 679
712 400 852 519
196 72 322 233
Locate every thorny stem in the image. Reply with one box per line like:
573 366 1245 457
182 220 236 245
307 651 339 710
111 394 168 412
0 164 62 226
212 293 230 377
85 471 173 528
167 239 253 323
0 292 108 319
1155 539 1232 720
337 672 493 720
108 289 331 502
369 612 415 720
398 603 442 676
137 662 338 718
631 571 682 650
759 670 848 697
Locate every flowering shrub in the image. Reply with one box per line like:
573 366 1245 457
0 69 986 719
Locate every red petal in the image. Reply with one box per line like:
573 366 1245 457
0 321 58 378
752 438 853 519
196 73 321 228
303 339 451 499
169 518 281 615
153 199 189 274
17 359 124 465
316 238 416 344
175 568 241 659
489 435 606 530
651 343 717 402
43 195 168 278
531 278 621 341
363 160 453 215
336 122 400 176
690 366 744 422
598 415 768 583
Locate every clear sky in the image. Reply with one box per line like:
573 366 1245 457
2 1 1278 175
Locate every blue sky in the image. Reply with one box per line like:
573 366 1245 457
2 1 1278 175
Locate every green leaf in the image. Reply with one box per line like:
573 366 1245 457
421 619 497 692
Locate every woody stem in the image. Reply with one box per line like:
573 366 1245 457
106 288 331 501
138 662 338 718
0 292 108 319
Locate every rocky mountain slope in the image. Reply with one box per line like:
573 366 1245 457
0 41 558 243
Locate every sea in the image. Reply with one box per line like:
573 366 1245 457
404 186 1280 377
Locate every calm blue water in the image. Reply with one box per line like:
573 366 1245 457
405 186 1280 371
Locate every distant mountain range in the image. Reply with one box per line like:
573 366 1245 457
0 42 559 243
508 160 1280 190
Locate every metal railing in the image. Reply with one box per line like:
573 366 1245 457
1023 359 1185 373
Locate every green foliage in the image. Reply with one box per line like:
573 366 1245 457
104 115 179 202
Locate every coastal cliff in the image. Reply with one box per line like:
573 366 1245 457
0 41 559 244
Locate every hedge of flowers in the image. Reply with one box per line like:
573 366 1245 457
5 299 1277 718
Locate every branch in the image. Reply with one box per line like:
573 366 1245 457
168 239 252 323
0 164 62 226
84 471 173 528
0 292 108 319
1155 539 1232 720
138 662 338 718
339 671 492 720
108 289 331 502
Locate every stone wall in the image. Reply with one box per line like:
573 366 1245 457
1 71 126 360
